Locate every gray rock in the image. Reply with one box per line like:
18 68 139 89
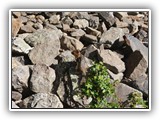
36 15 45 22
21 93 63 108
134 76 148 95
86 27 101 37
28 37 60 66
89 15 99 29
12 91 22 101
59 50 76 62
79 56 93 76
33 22 43 30
62 24 70 32
115 18 128 28
49 15 60 24
125 50 148 81
107 70 123 81
18 16 28 23
12 12 21 17
81 34 98 44
83 45 98 59
12 18 22 37
18 33 31 39
20 23 36 33
12 37 32 54
30 64 56 93
24 29 62 47
12 101 19 108
61 16 73 26
71 29 86 37
115 83 143 102
73 19 89 28
113 12 128 21
98 49 125 74
77 12 90 20
100 27 124 45
12 65 30 93
61 35 84 51
124 34 148 64
98 12 115 27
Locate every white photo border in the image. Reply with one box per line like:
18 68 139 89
9 9 151 111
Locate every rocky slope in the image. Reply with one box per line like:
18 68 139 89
11 11 149 109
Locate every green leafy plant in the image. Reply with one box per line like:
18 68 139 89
81 62 120 108
126 91 148 108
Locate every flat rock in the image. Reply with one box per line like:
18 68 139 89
83 45 98 59
81 34 98 44
71 29 86 37
113 12 128 21
77 12 90 20
100 27 124 45
12 37 32 54
86 27 101 37
12 65 30 93
24 29 62 47
30 64 56 93
61 35 84 51
115 83 143 102
21 93 63 108
12 18 22 37
98 49 125 73
28 38 60 66
73 19 89 28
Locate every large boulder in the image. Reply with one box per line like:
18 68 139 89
30 64 56 93
28 39 60 66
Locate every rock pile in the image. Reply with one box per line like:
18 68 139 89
11 11 149 109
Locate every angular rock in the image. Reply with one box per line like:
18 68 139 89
77 12 90 20
21 93 63 108
18 33 31 39
89 15 99 29
100 27 124 45
61 16 73 26
12 12 21 18
81 34 97 44
115 83 143 102
24 29 62 47
98 12 115 27
12 37 32 54
62 23 70 32
115 18 128 28
12 57 23 69
125 50 148 81
71 29 86 37
12 18 22 37
61 35 84 51
73 19 89 28
12 91 22 101
20 24 36 33
86 27 101 37
98 49 125 73
113 12 128 21
33 22 43 30
124 34 148 64
59 50 76 62
12 65 30 93
12 101 19 108
83 45 98 59
79 56 93 76
107 69 123 81
49 15 60 24
30 64 56 93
